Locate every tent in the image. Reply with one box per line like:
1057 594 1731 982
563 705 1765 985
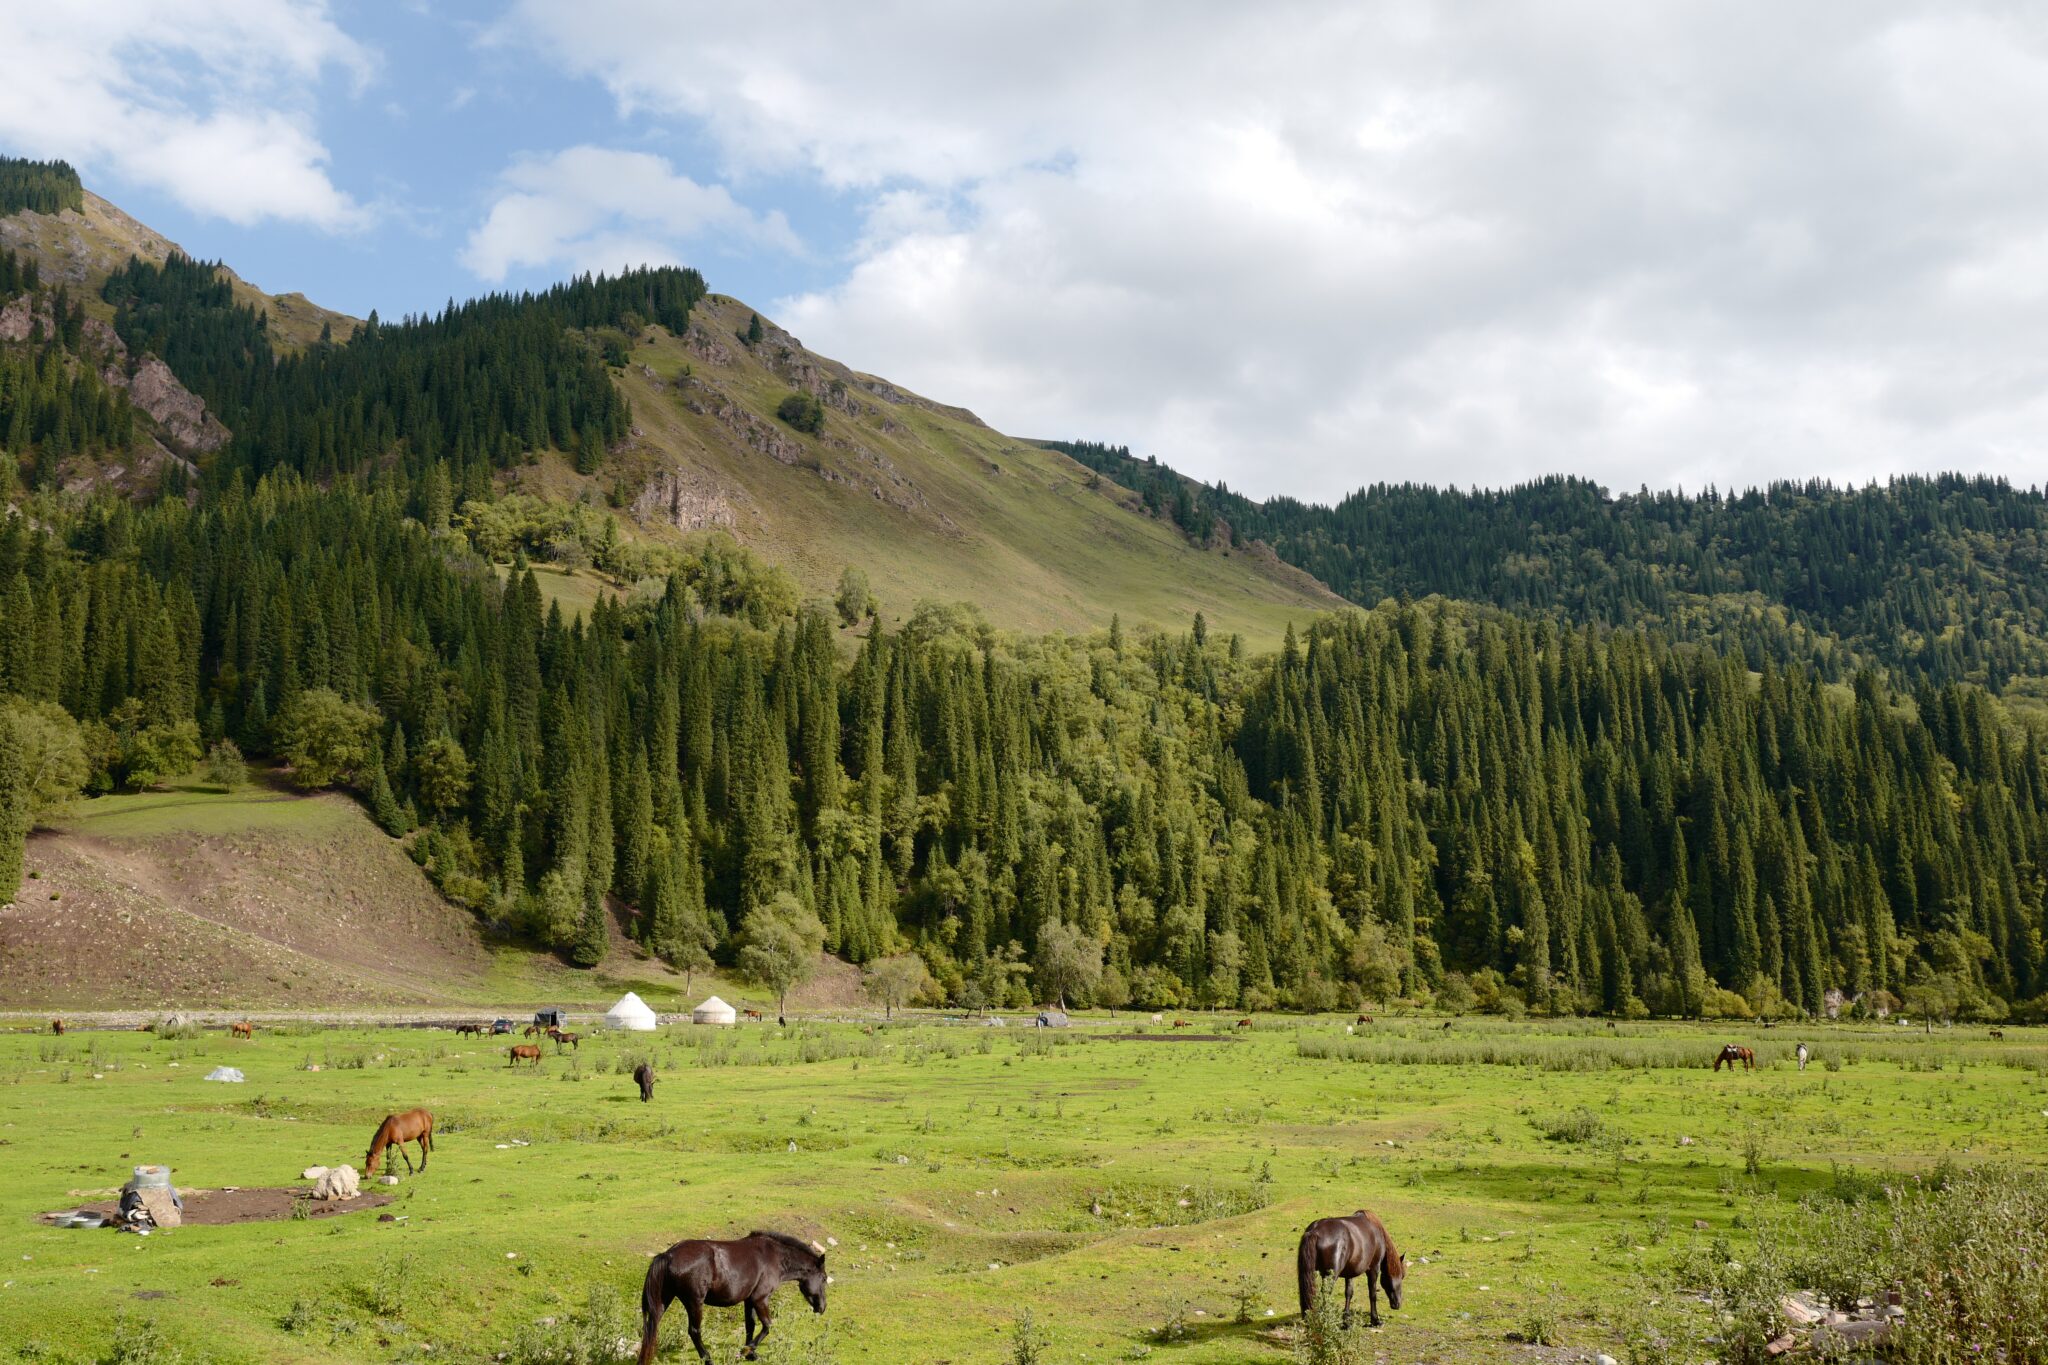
691 995 737 1026
533 1007 567 1028
605 992 659 1032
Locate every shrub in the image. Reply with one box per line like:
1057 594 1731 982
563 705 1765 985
777 393 825 435
1537 1107 1610 1144
1294 1280 1368 1365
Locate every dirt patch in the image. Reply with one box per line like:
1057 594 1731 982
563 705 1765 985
42 1187 393 1227
1086 1033 1241 1043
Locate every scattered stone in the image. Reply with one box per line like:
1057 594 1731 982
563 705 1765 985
378 1175 399 1186
202 1067 244 1083
1694 1220 1711 1230
314 1166 359 1201
1596 1355 1618 1365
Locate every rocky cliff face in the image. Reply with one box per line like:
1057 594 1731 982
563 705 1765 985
126 357 230 453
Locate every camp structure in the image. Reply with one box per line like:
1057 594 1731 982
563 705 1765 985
533 1007 567 1029
691 995 738 1026
604 992 659 1032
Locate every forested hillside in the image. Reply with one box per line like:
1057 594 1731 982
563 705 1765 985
2 478 2043 1018
2 185 2045 1021
1048 443 2048 693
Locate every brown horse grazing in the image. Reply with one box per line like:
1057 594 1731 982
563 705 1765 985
742 1008 764 1023
365 1109 435 1175
1236 1018 1254 1030
230 1021 253 1039
508 1044 543 1066
454 1023 482 1037
634 1062 656 1102
1989 1028 2006 1041
549 1029 580 1050
523 1024 544 1037
50 1019 64 1035
1355 1014 1374 1025
638 1230 826 1364
1298 1210 1405 1328
1714 1043 1755 1072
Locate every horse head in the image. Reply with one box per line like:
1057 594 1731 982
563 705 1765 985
1382 1245 1405 1309
800 1253 828 1313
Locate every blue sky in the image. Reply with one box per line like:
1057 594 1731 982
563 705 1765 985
5 2 2046 501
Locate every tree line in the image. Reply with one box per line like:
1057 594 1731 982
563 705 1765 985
0 156 84 216
1048 442 2048 693
1 248 138 494
102 254 705 486
3 475 2043 1020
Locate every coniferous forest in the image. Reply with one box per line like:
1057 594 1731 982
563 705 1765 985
1048 441 2048 692
1 245 2046 1020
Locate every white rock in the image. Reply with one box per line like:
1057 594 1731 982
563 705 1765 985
379 1175 399 1186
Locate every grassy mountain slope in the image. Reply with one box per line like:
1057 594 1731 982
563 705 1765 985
540 296 1343 644
0 189 353 351
0 772 839 1012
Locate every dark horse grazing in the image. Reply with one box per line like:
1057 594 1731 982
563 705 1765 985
1298 1210 1405 1327
638 1230 826 1363
454 1023 482 1037
1714 1043 1756 1071
634 1062 656 1102
365 1108 435 1175
50 1019 64 1035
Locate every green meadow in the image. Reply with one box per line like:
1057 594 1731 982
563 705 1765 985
2 1017 2044 1364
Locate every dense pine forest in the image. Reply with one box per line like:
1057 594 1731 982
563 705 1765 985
1047 441 2048 692
0 157 83 216
1 246 2045 1019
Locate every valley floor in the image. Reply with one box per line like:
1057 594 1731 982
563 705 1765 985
1 1016 2042 1363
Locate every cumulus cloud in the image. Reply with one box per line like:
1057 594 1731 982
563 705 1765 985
501 1 2048 498
0 0 372 230
461 146 799 283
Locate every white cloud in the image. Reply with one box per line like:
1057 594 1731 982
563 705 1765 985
0 1 372 230
461 146 798 283
500 1 2048 499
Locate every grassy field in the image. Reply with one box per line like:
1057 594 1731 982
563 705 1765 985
3 1015 2043 1364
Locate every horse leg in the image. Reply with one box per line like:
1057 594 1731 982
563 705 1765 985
415 1134 429 1171
747 1297 774 1360
1342 1274 1354 1329
683 1296 709 1365
1367 1270 1382 1328
398 1141 415 1174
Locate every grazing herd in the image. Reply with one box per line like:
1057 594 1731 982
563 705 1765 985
82 1008 1991 1361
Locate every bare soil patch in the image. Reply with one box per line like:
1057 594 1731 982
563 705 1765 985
41 1187 394 1227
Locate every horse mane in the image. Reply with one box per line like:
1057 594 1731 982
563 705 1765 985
749 1230 823 1265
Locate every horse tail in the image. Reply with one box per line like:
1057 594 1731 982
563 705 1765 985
1297 1229 1317 1316
638 1254 669 1365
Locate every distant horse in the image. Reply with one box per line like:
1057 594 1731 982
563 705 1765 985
508 1044 543 1066
1236 1018 1254 1030
1172 1019 1192 1030
1795 1042 1810 1071
634 1062 656 1102
1355 1014 1374 1025
1989 1028 2006 1041
639 1230 826 1364
49 1019 64 1035
1298 1209 1405 1328
454 1023 482 1037
1441 1021 1452 1032
365 1108 435 1175
742 1009 765 1023
550 1029 581 1051
230 1021 254 1039
523 1024 544 1038
1714 1044 1755 1072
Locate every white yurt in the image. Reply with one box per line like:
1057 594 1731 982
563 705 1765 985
604 992 659 1032
691 995 737 1027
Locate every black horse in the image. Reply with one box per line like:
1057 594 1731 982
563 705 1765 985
639 1230 826 1363
634 1062 656 1103
1297 1209 1405 1328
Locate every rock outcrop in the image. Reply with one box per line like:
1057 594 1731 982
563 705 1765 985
126 358 230 453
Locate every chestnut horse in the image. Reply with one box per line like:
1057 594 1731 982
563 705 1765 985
634 1062 656 1102
230 1021 253 1039
1298 1209 1405 1328
1714 1043 1755 1071
742 1009 764 1022
365 1108 435 1175
454 1023 482 1037
638 1230 826 1364
548 1029 580 1050
1236 1018 1254 1030
508 1044 543 1066
49 1019 64 1035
